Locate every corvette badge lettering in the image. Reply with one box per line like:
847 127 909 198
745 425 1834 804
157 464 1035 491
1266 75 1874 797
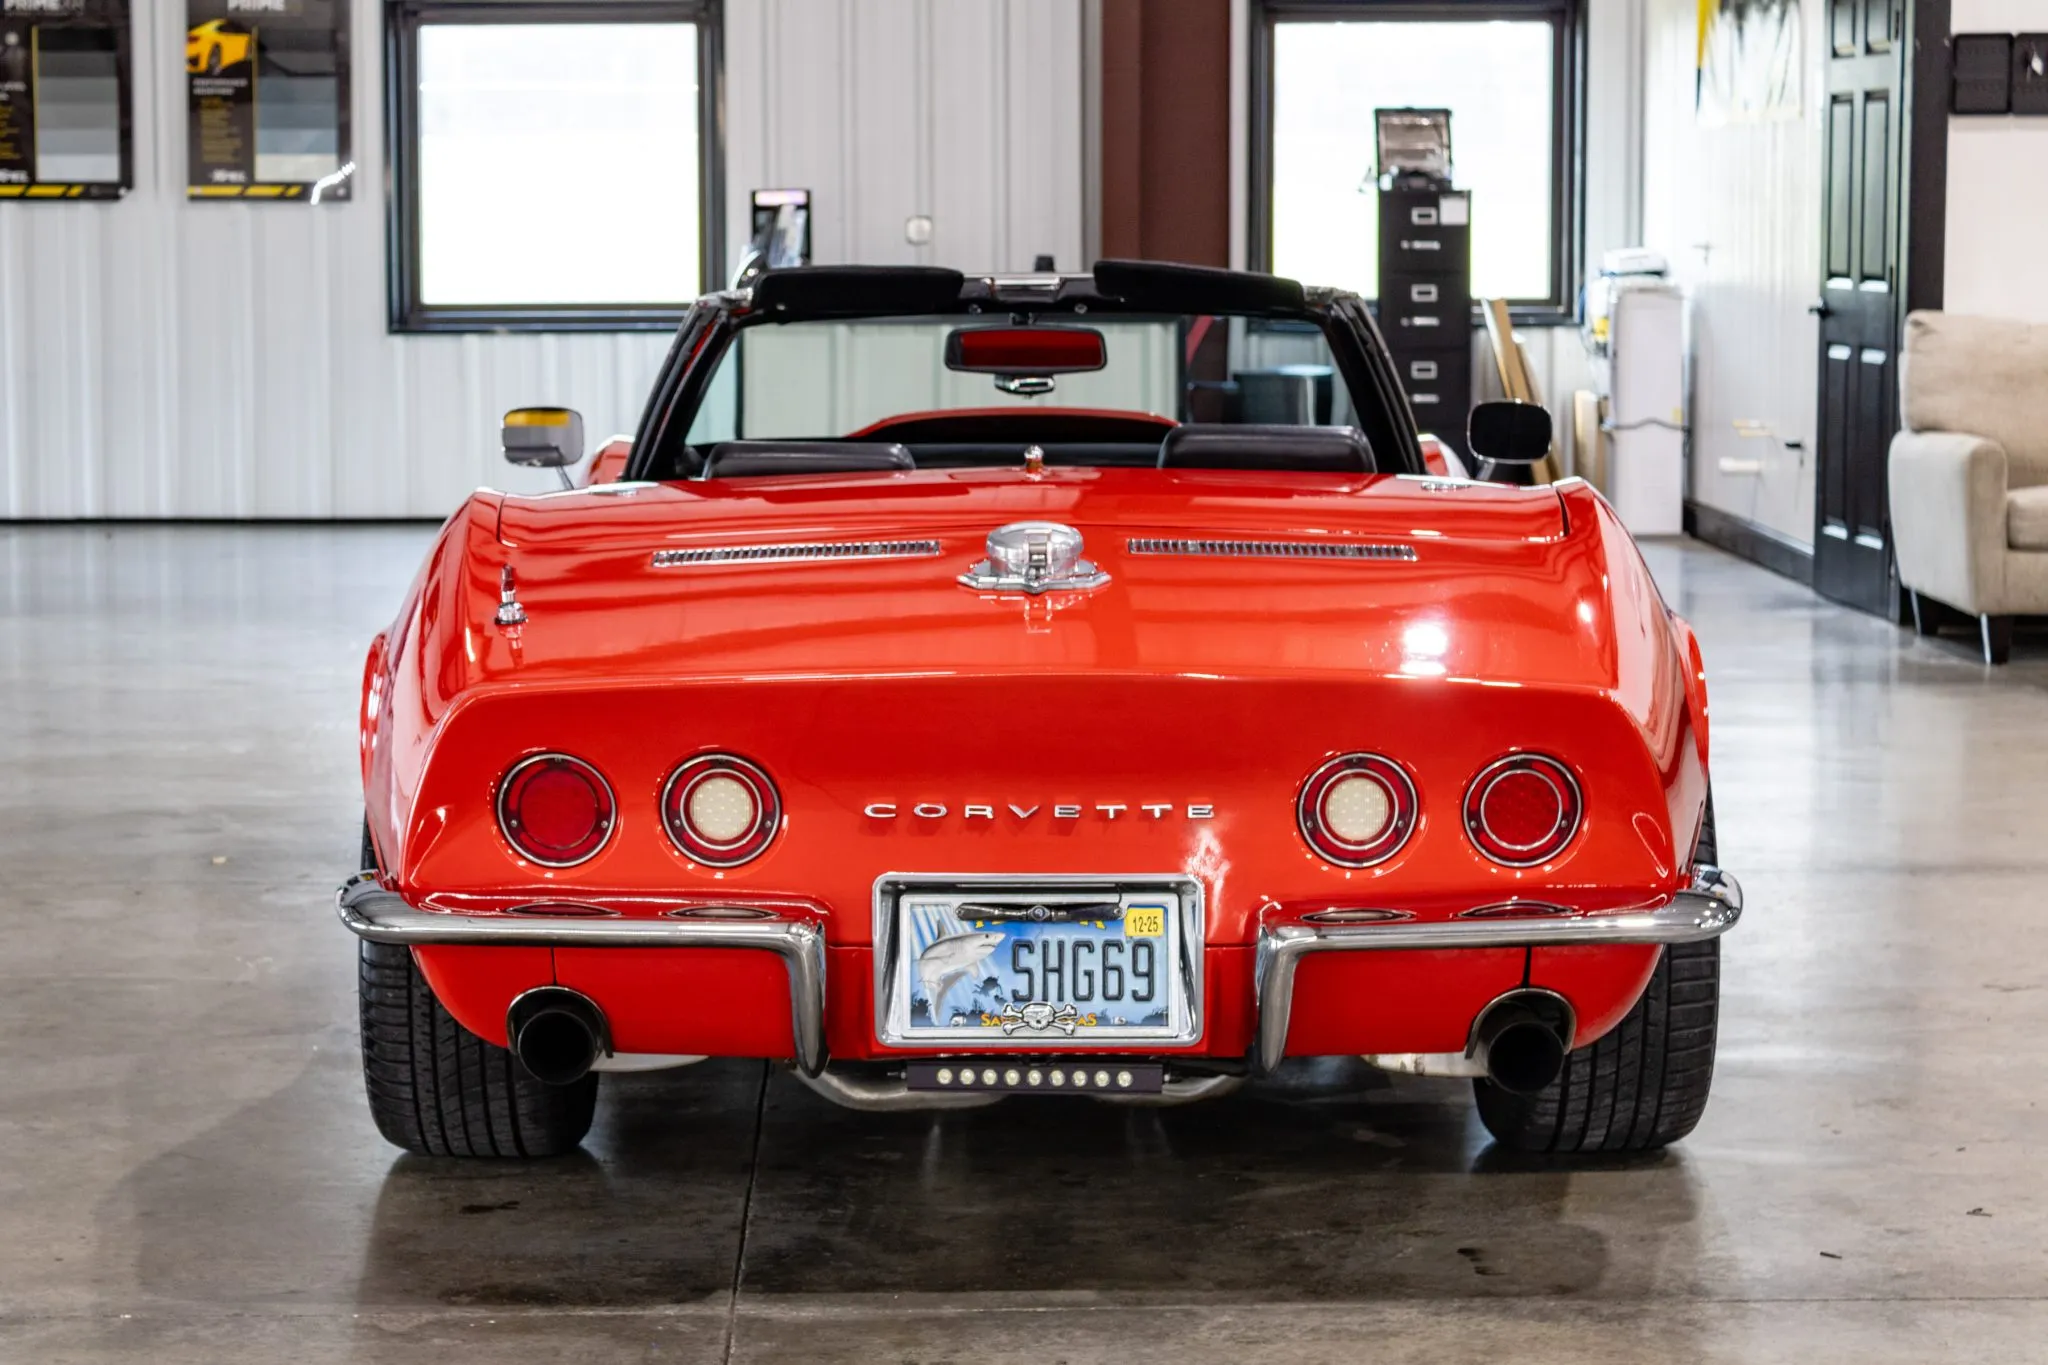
863 802 1214 821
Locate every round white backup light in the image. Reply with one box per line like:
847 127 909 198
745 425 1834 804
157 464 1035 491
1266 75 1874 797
661 754 781 866
687 774 758 844
1321 774 1393 845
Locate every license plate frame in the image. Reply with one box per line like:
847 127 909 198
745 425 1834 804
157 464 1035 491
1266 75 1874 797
872 873 1204 1050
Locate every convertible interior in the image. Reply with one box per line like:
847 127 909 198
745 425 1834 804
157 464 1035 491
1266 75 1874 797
692 412 1377 478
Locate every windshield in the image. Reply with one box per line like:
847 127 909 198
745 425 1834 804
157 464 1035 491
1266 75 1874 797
684 313 1359 447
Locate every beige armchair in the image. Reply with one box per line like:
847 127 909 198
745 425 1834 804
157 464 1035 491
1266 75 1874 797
1888 311 2048 663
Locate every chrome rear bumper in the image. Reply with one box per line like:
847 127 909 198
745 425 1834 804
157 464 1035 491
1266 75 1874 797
336 874 829 1075
1252 865 1742 1074
337 865 1741 1092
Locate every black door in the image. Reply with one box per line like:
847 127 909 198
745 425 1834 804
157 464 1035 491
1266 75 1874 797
1813 0 1907 615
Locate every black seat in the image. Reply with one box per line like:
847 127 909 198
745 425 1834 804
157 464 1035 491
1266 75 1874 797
704 442 915 478
1157 424 1373 474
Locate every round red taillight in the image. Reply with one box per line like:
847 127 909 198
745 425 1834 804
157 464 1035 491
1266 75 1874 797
1298 754 1417 868
497 754 616 867
1464 754 1582 866
662 754 780 866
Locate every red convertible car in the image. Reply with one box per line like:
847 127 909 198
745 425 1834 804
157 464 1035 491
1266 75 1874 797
341 262 1739 1158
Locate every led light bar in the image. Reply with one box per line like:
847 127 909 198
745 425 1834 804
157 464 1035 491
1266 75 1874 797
904 1061 1165 1094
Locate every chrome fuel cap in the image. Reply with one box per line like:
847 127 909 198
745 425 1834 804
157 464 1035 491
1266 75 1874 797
958 521 1109 595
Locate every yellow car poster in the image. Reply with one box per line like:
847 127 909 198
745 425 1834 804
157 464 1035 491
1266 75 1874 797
185 17 253 76
184 0 350 200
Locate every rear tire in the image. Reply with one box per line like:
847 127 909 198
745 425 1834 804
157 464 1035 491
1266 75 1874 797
356 820 597 1157
1473 794 1722 1154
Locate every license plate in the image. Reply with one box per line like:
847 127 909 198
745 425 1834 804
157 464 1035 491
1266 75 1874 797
874 875 1202 1048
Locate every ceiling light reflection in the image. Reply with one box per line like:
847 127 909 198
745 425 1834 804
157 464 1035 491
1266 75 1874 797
1399 619 1450 677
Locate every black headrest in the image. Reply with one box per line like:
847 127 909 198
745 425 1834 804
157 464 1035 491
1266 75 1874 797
1092 260 1308 314
750 267 965 317
704 442 916 479
1157 424 1374 474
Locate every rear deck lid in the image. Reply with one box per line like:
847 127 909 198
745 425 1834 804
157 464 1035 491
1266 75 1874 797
485 468 1607 690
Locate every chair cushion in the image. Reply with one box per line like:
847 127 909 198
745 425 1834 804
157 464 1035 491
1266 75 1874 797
704 442 914 478
2009 486 2048 551
1901 312 2048 483
1158 424 1374 473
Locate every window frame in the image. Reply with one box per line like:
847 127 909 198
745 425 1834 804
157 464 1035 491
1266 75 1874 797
1249 0 1586 325
384 0 723 333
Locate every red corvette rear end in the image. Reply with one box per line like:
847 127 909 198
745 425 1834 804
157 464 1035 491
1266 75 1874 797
341 263 1740 1158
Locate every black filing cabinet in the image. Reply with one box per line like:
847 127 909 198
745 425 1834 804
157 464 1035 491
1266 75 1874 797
1376 187 1473 452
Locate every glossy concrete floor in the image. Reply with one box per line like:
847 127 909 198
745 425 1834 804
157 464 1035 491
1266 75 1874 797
4 525 2048 1364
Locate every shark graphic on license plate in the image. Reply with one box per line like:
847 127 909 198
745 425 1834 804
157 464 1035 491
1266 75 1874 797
875 877 1201 1049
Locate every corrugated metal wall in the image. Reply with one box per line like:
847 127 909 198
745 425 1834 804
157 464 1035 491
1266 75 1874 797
0 0 1083 519
1641 0 1821 548
726 0 1082 278
1947 0 2048 323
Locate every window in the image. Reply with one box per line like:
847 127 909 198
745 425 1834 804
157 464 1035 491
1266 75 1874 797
678 313 1360 453
1253 1 1582 320
687 319 1184 444
386 0 720 332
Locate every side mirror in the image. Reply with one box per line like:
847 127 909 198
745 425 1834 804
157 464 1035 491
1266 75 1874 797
502 407 586 474
1467 400 1551 465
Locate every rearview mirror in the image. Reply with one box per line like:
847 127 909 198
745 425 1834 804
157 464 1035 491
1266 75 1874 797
1467 400 1551 464
945 325 1107 377
502 407 586 471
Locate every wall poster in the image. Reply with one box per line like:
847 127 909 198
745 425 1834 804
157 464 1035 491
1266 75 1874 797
1696 0 1803 126
185 0 350 200
0 0 133 199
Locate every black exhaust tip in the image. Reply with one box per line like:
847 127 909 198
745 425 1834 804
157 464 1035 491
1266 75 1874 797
506 987 609 1086
1483 1020 1568 1094
1472 992 1572 1095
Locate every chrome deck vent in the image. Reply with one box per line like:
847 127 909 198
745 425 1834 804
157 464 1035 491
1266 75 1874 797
652 539 941 567
1126 538 1418 562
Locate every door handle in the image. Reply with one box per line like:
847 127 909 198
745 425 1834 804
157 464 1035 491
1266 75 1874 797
1808 300 1832 318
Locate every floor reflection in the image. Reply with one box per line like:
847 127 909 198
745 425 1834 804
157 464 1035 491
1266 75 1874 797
345 1059 1700 1309
734 1058 1696 1301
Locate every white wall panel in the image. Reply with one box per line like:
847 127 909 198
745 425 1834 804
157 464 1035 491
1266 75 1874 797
0 0 1084 519
1582 0 1644 266
724 0 1082 277
1946 0 2048 323
1640 0 1822 548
